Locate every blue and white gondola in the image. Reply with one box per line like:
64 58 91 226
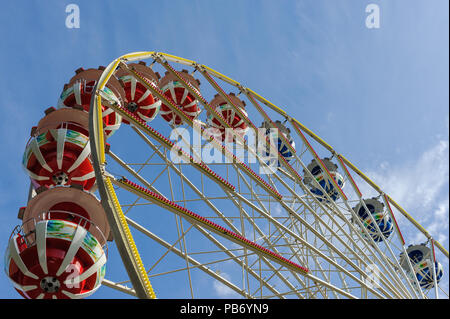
352 198 394 242
303 157 344 202
400 244 444 290
260 120 295 168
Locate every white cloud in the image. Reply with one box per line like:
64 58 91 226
350 140 449 256
212 271 239 298
273 203 283 216
419 199 449 244
362 140 449 213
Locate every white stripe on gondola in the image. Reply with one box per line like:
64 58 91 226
25 168 50 181
208 119 221 128
136 111 156 122
8 235 39 280
73 82 82 106
9 279 37 293
183 99 197 110
130 76 137 101
233 118 245 127
168 83 177 104
67 140 90 173
64 253 106 287
61 285 101 299
30 138 53 173
159 108 173 115
36 221 48 275
185 111 200 117
104 123 121 131
71 171 95 182
101 107 114 117
139 100 161 110
224 109 235 123
56 129 67 170
137 89 151 103
180 87 189 104
56 225 87 276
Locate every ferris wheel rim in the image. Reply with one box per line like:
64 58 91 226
92 50 448 257
87 51 448 299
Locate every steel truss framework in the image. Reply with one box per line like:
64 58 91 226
88 51 449 299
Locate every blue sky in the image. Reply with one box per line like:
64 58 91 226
0 1 448 298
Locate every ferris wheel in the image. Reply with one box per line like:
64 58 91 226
5 51 448 299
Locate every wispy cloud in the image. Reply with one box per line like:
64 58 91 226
356 139 449 249
365 140 448 211
212 271 239 298
414 199 449 244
